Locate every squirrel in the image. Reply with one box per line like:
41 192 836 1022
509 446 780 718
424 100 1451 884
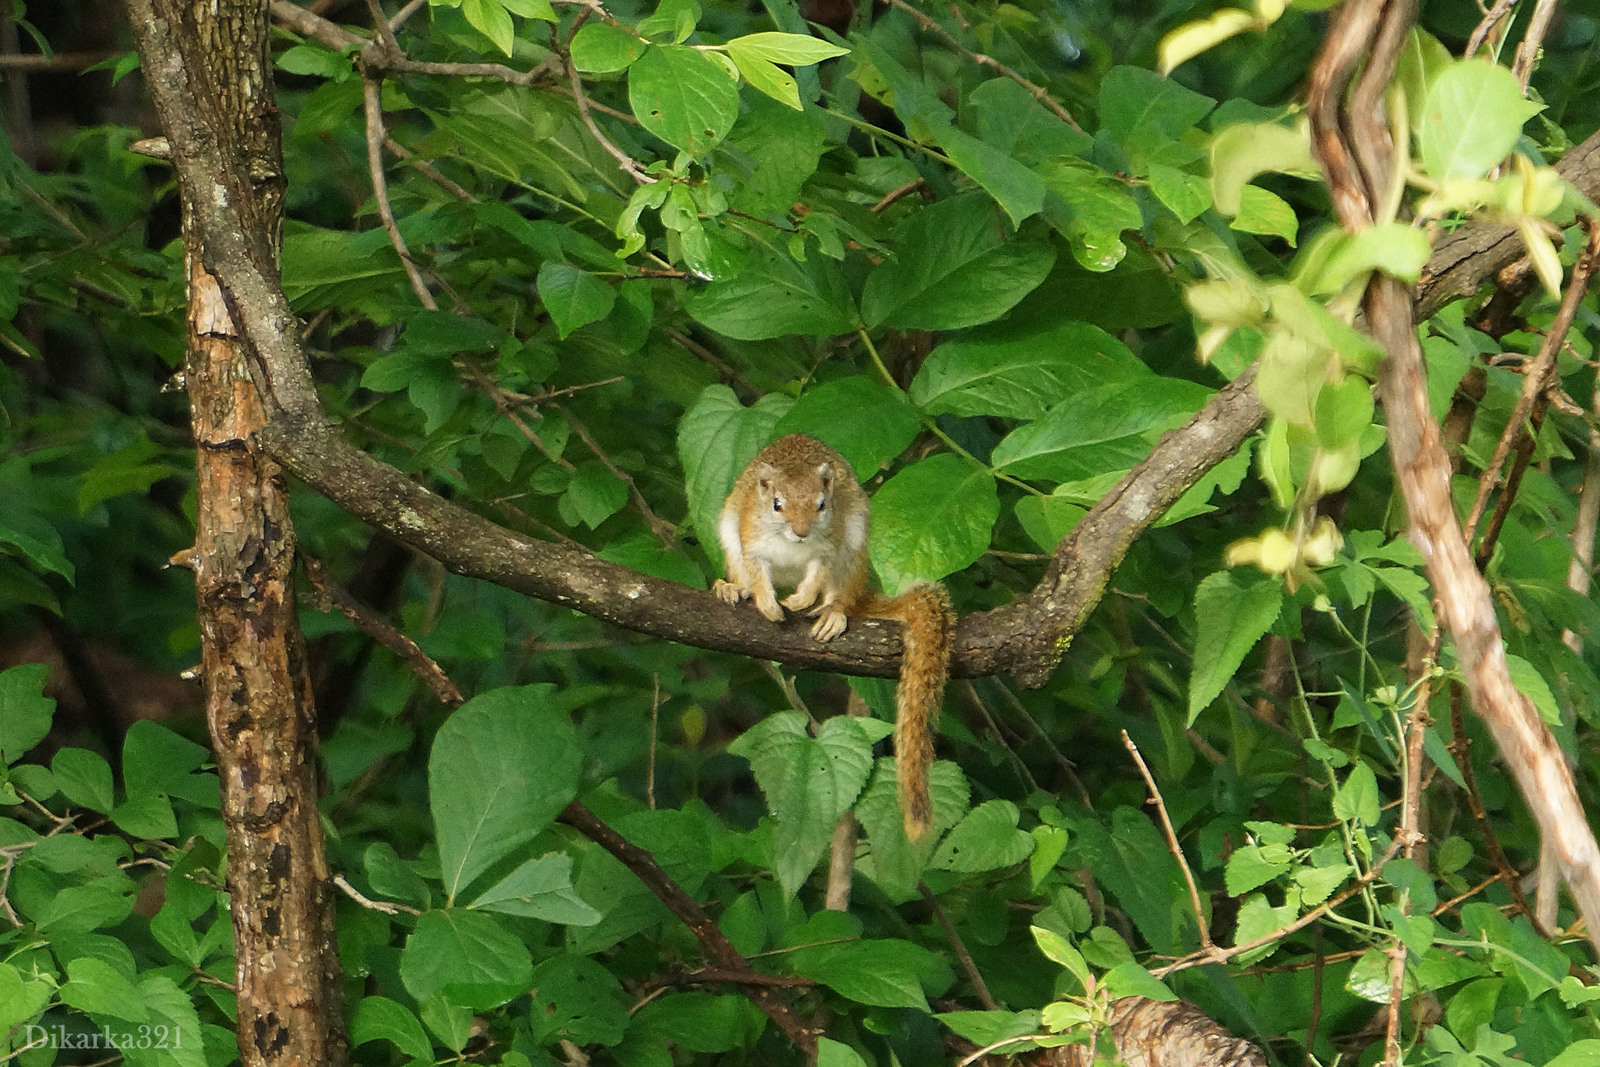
712 433 954 840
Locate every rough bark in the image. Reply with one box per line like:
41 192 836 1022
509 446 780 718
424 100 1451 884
123 0 347 1063
1307 0 1600 959
973 998 1267 1067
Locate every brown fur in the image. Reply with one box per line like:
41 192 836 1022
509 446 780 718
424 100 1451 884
715 435 954 839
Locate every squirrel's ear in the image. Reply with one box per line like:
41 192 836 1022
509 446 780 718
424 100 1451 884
816 462 834 489
754 462 778 491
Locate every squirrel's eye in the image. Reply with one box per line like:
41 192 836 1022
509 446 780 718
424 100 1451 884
817 499 826 512
772 500 783 512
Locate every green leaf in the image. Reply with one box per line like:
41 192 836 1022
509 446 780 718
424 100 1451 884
1232 893 1297 962
1231 185 1298 245
677 385 793 550
1159 8 1260 75
60 956 150 1024
0 963 51 1042
991 378 1213 482
571 22 648 72
1030 825 1069 887
1038 160 1143 272
728 51 800 109
1099 65 1215 149
460 0 516 55
1294 862 1352 905
0 662 53 764
1225 843 1291 895
1146 162 1212 223
773 377 922 474
1332 762 1380 826
1419 60 1543 182
113 794 179 839
500 0 555 20
466 853 601 925
787 934 941 1009
527 955 630 1046
1014 495 1087 552
937 126 1046 228
929 800 1033 872
853 758 969 896
275 43 353 79
861 195 1055 330
1209 121 1319 215
912 318 1145 420
1188 570 1284 724
1345 947 1395 1003
629 992 765 1053
817 1037 871 1067
400 909 534 1010
351 996 434 1061
1030 925 1090 987
728 712 885 896
935 1009 1043 1048
364 842 432 907
1542 1040 1600 1067
537 262 616 339
128 973 209 1067
0 498 75 580
562 461 628 528
1102 962 1178 1002
430 686 581 900
1311 224 1434 291
629 44 740 156
870 454 999 590
1314 376 1376 451
682 245 856 339
36 881 137 934
723 31 849 65
123 721 215 805
1506 654 1560 726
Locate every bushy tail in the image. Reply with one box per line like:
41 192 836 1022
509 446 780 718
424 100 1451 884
862 583 953 840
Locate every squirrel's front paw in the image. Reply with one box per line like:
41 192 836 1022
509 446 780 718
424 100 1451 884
811 610 847 642
713 579 747 605
781 589 818 612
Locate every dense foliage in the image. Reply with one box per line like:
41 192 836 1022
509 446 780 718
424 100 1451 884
7 0 1600 1064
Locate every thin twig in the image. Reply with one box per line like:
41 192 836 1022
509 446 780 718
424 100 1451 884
334 872 421 915
1464 0 1516 58
385 137 476 202
302 555 464 707
361 77 438 309
1384 690 1432 1065
1511 0 1561 88
870 178 927 213
1153 833 1407 979
1463 219 1600 549
560 800 819 1054
760 661 813 720
1447 685 1538 925
388 0 427 33
1563 375 1600 655
647 674 660 810
960 681 1038 792
0 51 116 71
881 0 1083 132
989 680 1092 808
826 691 870 912
1122 730 1210 950
554 402 680 549
564 54 654 184
921 883 1001 1009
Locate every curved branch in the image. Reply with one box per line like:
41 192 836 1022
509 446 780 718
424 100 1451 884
151 0 1600 700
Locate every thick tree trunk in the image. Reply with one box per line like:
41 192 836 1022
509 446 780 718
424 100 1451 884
124 0 347 1063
